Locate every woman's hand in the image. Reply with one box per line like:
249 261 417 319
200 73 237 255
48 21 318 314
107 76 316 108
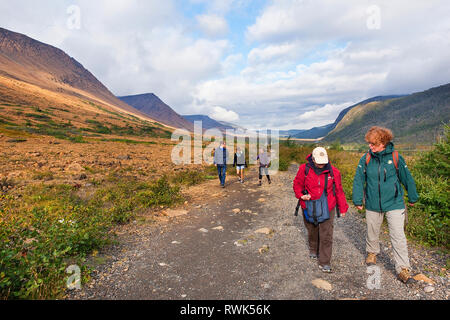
301 194 311 201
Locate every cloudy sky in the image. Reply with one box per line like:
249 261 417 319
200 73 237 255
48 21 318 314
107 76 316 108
1 0 450 130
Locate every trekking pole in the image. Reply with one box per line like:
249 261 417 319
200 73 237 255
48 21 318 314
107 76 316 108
332 179 341 218
294 199 301 217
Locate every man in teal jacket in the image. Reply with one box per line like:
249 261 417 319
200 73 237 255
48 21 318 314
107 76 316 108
353 127 419 284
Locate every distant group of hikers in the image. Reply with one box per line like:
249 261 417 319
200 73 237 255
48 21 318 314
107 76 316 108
214 126 419 284
213 142 271 187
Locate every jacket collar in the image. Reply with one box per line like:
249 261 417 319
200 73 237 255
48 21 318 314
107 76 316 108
369 142 395 158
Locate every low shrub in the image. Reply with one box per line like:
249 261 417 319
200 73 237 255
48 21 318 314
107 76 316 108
170 170 205 186
0 175 184 299
407 125 449 248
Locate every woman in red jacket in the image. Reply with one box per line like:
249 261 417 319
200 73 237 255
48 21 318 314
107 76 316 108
293 147 349 272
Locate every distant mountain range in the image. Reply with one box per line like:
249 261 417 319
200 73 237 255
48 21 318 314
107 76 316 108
1 27 448 144
119 93 194 131
182 115 234 132
279 124 335 139
323 84 450 143
282 87 449 144
283 96 405 140
0 26 243 134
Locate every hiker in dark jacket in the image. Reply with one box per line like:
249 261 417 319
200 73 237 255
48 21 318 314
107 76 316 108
353 126 418 284
213 141 229 188
293 147 349 272
257 148 271 186
233 147 247 183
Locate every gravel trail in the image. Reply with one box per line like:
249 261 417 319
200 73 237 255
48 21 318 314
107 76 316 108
68 165 449 300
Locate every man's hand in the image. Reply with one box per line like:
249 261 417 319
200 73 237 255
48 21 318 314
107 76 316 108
408 202 415 207
356 205 364 211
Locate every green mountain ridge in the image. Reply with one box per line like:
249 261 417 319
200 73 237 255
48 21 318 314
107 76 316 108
323 83 450 144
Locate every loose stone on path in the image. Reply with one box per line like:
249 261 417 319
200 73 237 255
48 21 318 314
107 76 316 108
165 209 188 218
413 274 435 284
255 228 274 235
311 279 333 291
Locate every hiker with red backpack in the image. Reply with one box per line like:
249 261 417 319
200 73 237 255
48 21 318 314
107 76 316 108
293 147 349 273
352 126 419 284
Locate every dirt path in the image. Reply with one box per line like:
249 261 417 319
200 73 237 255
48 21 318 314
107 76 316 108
69 165 449 300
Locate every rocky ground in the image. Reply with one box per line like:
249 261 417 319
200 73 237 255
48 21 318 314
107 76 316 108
0 135 197 191
67 165 449 300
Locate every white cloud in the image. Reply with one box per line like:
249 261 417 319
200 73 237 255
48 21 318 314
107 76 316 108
0 1 233 112
191 0 450 129
209 106 240 122
246 0 448 44
1 0 450 131
248 42 300 66
196 14 229 38
295 102 355 128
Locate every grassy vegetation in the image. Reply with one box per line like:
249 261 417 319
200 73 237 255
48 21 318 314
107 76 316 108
84 119 112 134
99 138 157 145
279 132 449 250
169 170 208 186
407 125 449 247
32 171 54 181
1 102 172 141
1 121 446 299
0 114 171 143
2 118 87 143
0 173 186 299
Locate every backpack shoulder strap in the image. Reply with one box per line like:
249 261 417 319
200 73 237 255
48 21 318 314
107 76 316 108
363 152 371 181
305 163 311 176
365 152 371 167
392 150 400 179
392 150 399 170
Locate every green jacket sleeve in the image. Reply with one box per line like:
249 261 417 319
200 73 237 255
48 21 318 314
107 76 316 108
352 156 366 206
398 154 419 204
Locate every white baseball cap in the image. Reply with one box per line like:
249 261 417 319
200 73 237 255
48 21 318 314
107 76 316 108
312 147 329 164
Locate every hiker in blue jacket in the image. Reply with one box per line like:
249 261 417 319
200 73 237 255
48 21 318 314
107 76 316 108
214 141 229 188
